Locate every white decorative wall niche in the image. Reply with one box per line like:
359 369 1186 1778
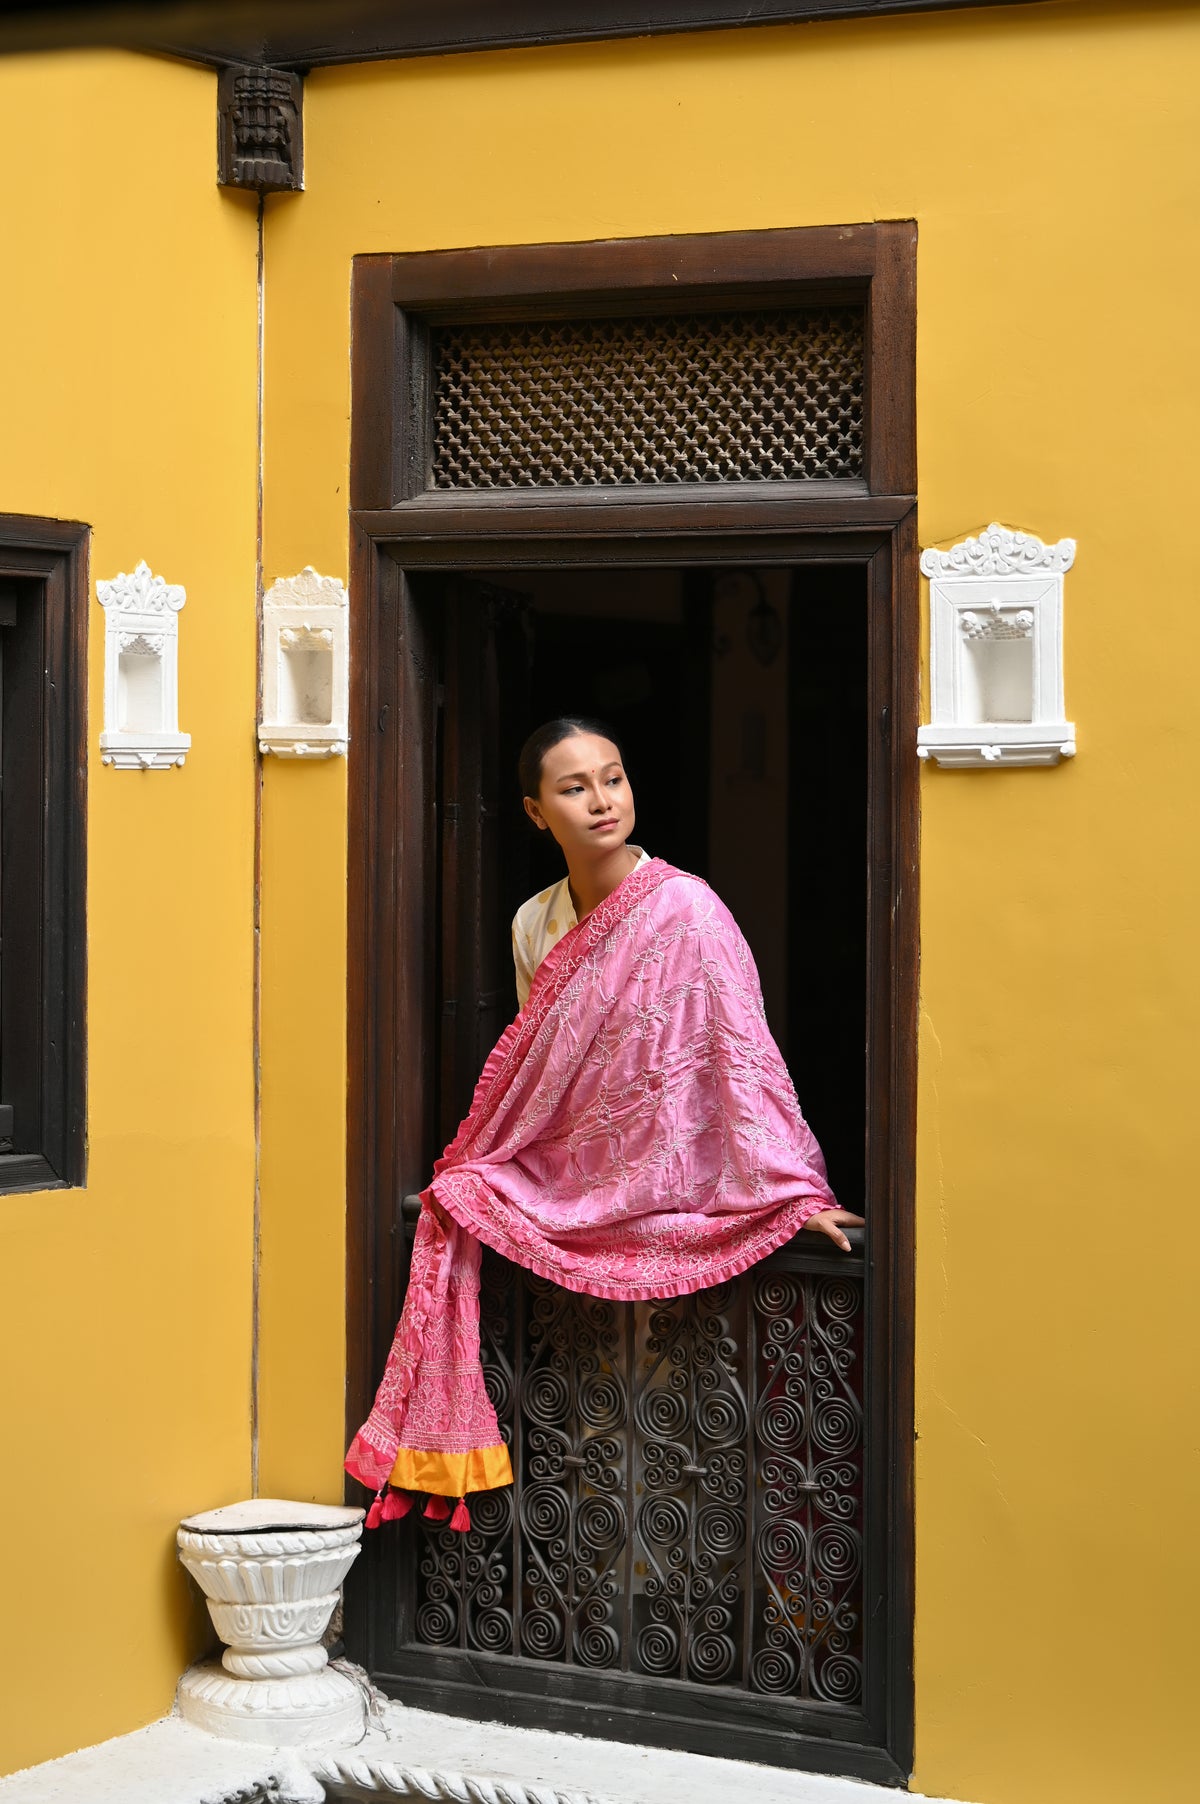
917 523 1076 769
259 567 348 758
98 561 190 769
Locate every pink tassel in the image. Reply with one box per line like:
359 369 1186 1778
423 1493 451 1521
364 1493 385 1530
448 1497 471 1533
380 1488 412 1522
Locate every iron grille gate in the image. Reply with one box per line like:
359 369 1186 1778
381 1192 871 1763
413 1245 865 1703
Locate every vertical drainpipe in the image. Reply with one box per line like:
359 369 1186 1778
251 190 265 1497
216 60 304 1500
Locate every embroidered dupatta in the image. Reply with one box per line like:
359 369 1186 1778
345 859 836 1511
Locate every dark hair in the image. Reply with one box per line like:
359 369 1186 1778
517 716 625 799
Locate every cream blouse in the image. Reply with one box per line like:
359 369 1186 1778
511 847 651 1011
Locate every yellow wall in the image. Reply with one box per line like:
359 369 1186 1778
258 6 1200 1803
0 52 260 1773
2 6 1195 1796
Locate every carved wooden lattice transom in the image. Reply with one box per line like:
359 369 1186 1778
431 310 864 489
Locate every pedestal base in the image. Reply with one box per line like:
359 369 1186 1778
177 1659 365 1746
176 1498 366 1748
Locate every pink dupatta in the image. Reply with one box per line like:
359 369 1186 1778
345 860 836 1520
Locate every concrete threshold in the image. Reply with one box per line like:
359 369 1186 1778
0 1693 976 1804
0 1717 321 1804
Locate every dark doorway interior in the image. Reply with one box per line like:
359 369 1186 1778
362 558 879 1773
351 543 908 1780
424 560 868 1204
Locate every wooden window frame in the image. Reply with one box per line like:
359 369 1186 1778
0 515 88 1195
350 222 915 514
344 224 916 1783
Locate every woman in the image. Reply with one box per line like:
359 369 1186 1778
346 718 864 1530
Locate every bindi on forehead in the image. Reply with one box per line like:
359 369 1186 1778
543 738 621 779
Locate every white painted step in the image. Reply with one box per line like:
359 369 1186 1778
0 1695 978 1804
0 1717 321 1804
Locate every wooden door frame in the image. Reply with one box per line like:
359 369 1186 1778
345 224 917 1782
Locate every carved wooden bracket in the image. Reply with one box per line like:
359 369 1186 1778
217 64 303 192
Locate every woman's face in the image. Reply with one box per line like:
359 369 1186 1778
524 733 635 859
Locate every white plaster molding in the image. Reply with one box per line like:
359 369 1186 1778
280 624 334 651
99 562 188 614
958 604 1034 642
919 521 1076 579
308 1754 601 1802
259 567 349 758
917 524 1076 769
98 561 191 769
268 566 348 609
177 1499 365 1746
914 727 1076 769
177 1662 365 1748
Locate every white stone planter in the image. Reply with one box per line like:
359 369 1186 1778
176 1498 365 1746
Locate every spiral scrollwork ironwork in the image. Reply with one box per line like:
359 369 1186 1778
413 1253 863 1710
751 1273 864 1703
413 1256 517 1656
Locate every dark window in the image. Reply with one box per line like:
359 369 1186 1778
0 517 87 1193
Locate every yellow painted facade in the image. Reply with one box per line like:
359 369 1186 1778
0 50 261 1771
2 6 1198 1801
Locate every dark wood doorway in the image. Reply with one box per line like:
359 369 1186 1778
344 226 917 1785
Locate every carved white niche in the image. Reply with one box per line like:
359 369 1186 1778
98 561 190 769
259 568 348 758
917 523 1076 769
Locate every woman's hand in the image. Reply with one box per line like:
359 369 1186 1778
801 1208 866 1253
